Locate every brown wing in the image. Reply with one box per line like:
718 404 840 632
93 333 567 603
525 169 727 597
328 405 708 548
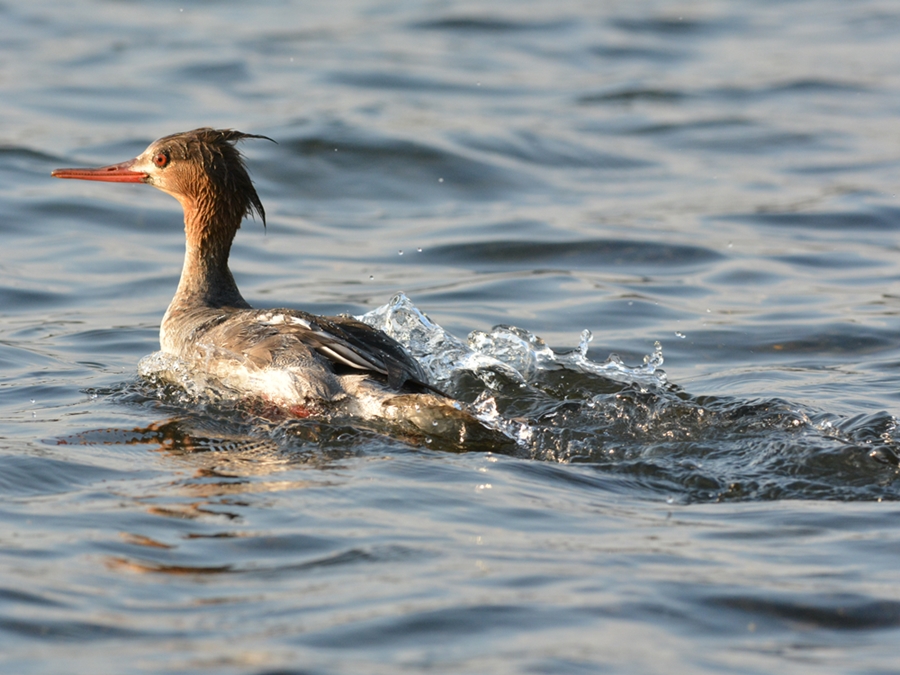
293 312 446 395
204 308 446 396
315 314 439 392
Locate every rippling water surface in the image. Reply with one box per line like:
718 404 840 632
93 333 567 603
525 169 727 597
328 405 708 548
3 1 900 673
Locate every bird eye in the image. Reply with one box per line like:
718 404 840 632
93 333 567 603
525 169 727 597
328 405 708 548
153 152 169 168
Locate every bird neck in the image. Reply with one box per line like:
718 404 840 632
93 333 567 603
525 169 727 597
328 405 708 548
170 204 251 311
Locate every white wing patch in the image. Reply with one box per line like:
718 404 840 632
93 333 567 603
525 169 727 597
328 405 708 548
255 311 388 377
316 343 382 373
258 312 312 329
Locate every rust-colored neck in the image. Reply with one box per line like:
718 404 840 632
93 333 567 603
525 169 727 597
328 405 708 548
170 197 251 311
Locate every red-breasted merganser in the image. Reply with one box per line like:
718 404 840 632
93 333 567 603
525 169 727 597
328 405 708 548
51 128 469 430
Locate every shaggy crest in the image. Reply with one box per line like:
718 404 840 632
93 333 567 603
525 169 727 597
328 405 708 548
154 127 274 227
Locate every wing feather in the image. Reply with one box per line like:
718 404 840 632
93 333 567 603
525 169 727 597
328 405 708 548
248 309 445 395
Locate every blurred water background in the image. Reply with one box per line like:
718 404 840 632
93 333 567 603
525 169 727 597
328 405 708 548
3 1 900 673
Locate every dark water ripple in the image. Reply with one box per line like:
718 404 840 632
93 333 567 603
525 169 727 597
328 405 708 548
271 130 528 202
0 454 128 497
612 16 727 36
453 129 653 169
413 16 575 33
585 79 872 107
728 207 900 232
328 70 499 94
709 594 900 631
425 238 721 271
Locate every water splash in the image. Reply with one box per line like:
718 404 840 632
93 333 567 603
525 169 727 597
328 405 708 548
138 351 207 400
359 292 667 391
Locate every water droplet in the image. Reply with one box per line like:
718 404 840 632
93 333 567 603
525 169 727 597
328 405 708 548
438 177 444 183
578 329 593 357
675 331 686 339
398 250 404 256
369 275 374 280
417 247 423 252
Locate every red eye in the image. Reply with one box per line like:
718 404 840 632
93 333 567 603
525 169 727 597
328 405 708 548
153 152 169 168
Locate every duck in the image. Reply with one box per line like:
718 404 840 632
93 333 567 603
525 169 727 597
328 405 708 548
52 128 494 439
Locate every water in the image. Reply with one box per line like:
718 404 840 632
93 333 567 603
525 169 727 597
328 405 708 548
3 0 900 672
